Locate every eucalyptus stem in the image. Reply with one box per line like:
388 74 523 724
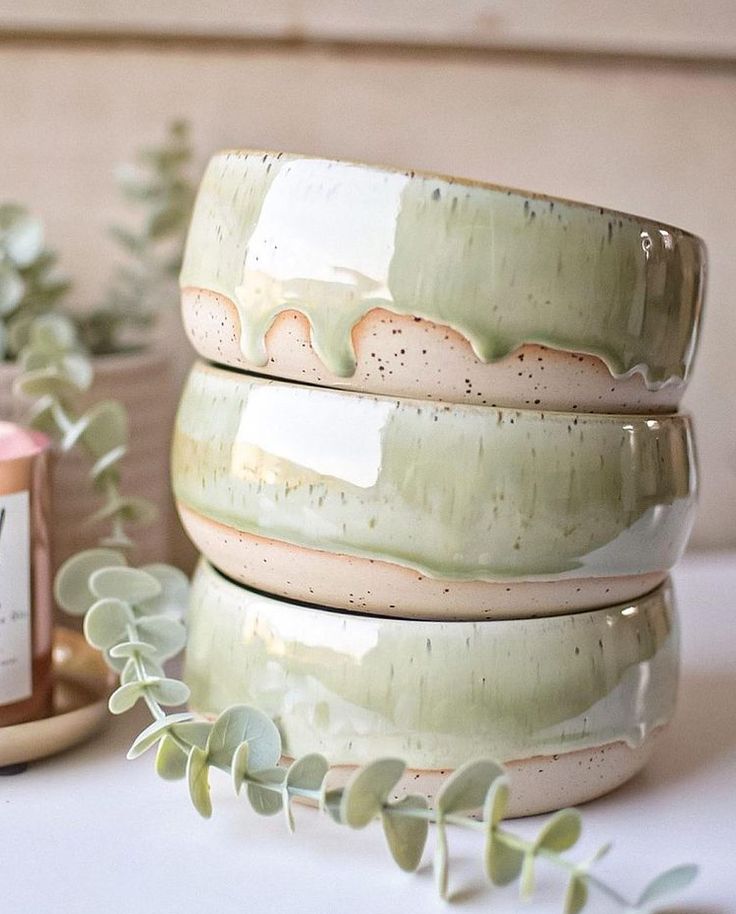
22 312 697 914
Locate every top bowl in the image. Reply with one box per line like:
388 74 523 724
181 150 705 412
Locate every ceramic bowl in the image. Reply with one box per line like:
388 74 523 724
180 150 705 412
172 361 697 619
185 560 679 817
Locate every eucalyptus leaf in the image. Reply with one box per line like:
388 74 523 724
283 753 329 832
482 774 510 827
247 768 286 816
381 795 428 872
187 745 212 819
637 864 698 908
563 874 588 914
231 741 250 796
54 549 127 615
108 681 145 715
535 808 582 853
83 597 135 649
155 735 188 781
0 261 24 314
171 720 212 750
127 712 193 759
436 759 505 817
108 639 159 659
149 677 190 707
519 852 536 900
138 563 190 617
79 400 128 458
90 566 161 604
0 205 44 266
484 832 525 887
206 705 281 773
340 758 405 828
14 367 79 401
136 615 186 660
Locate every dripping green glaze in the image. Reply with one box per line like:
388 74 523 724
180 150 705 387
171 362 697 582
185 561 679 766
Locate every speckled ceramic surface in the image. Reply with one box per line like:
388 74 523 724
172 361 696 617
180 151 705 410
185 561 678 815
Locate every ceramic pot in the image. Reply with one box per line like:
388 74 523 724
172 361 697 618
1 348 176 570
185 560 679 817
180 150 705 412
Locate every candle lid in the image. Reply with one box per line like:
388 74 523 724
0 421 50 461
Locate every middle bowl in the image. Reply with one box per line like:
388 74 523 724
172 361 696 619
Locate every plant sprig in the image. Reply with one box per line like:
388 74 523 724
14 313 156 548
0 204 71 361
18 315 698 913
75 120 195 355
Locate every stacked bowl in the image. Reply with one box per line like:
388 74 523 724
173 151 705 816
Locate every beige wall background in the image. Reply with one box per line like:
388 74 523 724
1 2 734 549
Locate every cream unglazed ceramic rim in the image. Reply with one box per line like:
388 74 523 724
185 561 678 816
172 361 697 619
180 149 705 409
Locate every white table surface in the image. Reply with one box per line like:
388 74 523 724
2 552 734 914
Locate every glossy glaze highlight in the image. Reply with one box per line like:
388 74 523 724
172 361 697 586
185 561 679 767
181 151 705 389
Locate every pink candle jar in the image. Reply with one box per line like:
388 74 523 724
0 422 53 727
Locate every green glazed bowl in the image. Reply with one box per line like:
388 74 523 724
180 150 705 412
172 361 697 618
185 560 679 816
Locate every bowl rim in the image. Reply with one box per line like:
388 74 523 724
212 147 705 243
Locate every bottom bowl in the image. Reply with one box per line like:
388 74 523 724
185 560 679 816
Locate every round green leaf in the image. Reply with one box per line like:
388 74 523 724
437 759 505 817
563 874 588 914
108 681 145 715
483 774 510 827
54 548 127 615
0 205 43 266
247 768 285 816
14 367 79 401
341 758 405 828
127 712 193 759
90 566 162 605
138 563 190 617
0 261 24 314
484 832 524 887
83 598 134 650
206 705 281 773
535 808 582 853
108 640 159 659
284 753 329 832
149 677 190 707
637 864 698 908
171 720 212 750
79 400 128 458
381 795 429 872
155 735 188 781
187 745 212 819
136 615 186 660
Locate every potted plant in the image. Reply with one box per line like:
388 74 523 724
1 121 195 569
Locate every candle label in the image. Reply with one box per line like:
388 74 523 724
0 490 32 706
